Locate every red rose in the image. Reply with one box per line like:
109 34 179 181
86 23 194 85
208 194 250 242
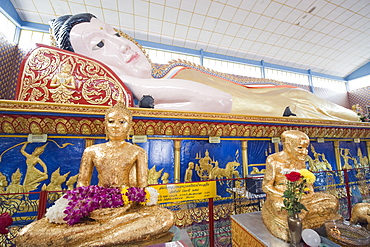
285 171 301 182
0 212 13 234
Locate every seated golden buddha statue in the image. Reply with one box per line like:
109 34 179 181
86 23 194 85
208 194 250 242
15 100 174 246
261 130 341 241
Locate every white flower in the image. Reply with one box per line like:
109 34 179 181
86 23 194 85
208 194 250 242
45 197 69 224
281 168 298 175
145 187 159 206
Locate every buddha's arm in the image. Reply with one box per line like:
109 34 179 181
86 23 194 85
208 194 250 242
77 148 95 187
135 149 148 188
262 156 284 196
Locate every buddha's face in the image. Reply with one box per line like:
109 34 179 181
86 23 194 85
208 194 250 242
285 137 309 161
70 18 152 79
105 111 131 140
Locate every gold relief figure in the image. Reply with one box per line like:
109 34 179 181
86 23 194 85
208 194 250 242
261 130 341 242
161 172 169 184
340 148 356 169
6 169 24 194
250 167 266 174
357 148 369 168
0 172 8 193
209 161 240 182
319 153 332 170
307 146 333 172
50 62 76 89
46 168 70 201
147 165 164 185
46 168 70 191
15 98 174 247
184 162 194 182
21 142 48 192
66 174 79 190
195 149 215 180
49 61 79 103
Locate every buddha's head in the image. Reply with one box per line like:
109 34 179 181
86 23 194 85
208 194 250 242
50 13 152 79
281 130 309 161
104 100 132 141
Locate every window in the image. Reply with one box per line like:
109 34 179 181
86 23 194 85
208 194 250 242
265 69 308 85
312 77 347 92
18 30 50 51
0 12 16 42
145 48 200 64
348 75 370 91
203 58 262 78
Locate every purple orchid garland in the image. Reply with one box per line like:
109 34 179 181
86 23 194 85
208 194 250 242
62 186 123 225
125 187 146 203
61 185 147 225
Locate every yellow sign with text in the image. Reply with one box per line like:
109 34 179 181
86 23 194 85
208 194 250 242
150 181 217 203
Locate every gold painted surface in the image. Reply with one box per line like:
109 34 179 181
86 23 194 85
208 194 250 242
172 202 233 227
1 100 370 138
242 141 248 176
17 46 131 106
231 218 265 247
15 205 173 247
350 203 370 230
261 130 342 242
15 99 174 246
147 165 164 185
174 140 181 183
184 162 194 182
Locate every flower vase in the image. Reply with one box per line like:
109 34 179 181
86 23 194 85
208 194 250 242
287 213 302 247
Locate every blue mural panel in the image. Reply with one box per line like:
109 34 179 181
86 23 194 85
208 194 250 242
137 139 174 184
247 140 271 174
0 137 85 194
180 140 242 198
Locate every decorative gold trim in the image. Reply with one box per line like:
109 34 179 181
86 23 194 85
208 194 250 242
231 218 265 247
174 140 181 183
1 100 370 138
367 141 370 166
334 141 341 170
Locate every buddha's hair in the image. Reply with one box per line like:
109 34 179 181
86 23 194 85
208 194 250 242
49 13 96 52
105 100 132 121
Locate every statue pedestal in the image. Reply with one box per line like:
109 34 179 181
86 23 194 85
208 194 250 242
231 211 288 247
231 211 341 247
147 228 193 247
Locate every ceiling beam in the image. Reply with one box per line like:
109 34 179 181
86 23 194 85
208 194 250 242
345 62 370 81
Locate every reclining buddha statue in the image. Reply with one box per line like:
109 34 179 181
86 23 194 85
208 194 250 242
47 13 358 122
15 99 175 246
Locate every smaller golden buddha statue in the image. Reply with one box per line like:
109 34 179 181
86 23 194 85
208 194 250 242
15 99 174 246
262 130 341 241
